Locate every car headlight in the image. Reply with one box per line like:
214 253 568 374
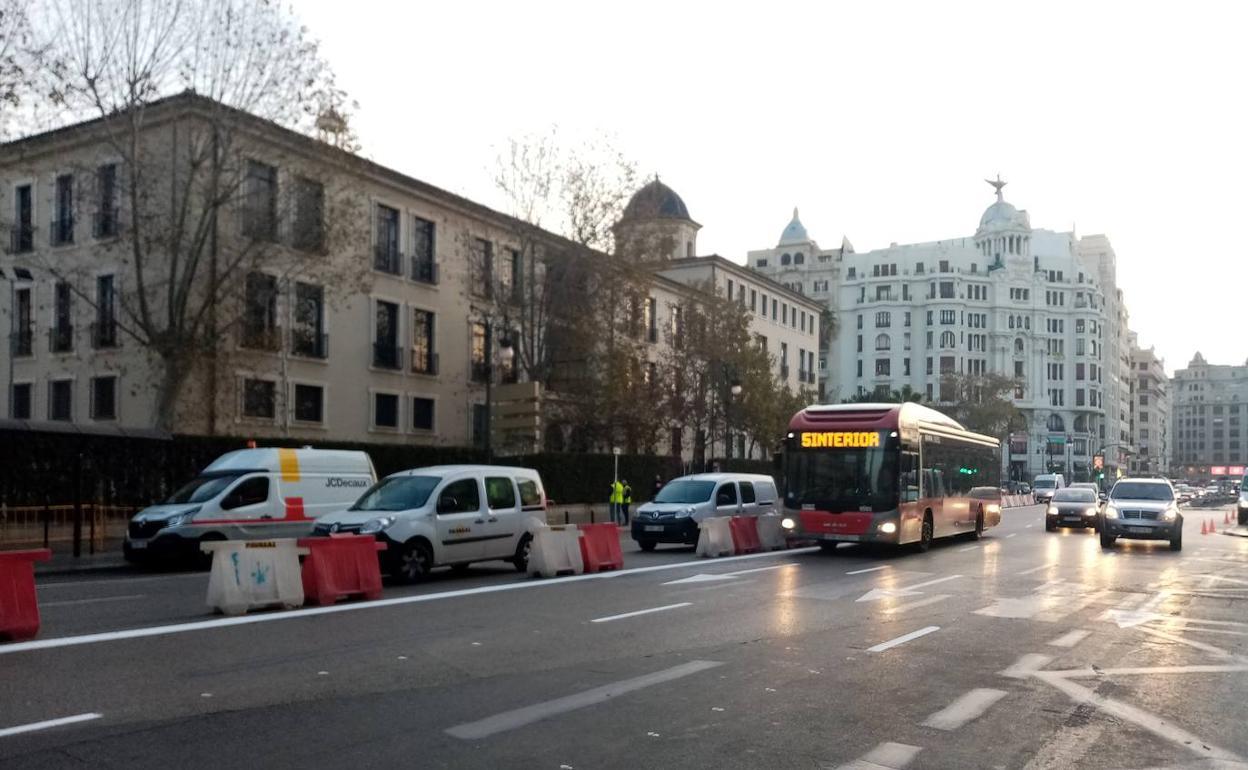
1160 507 1177 521
359 516 395 534
1047 506 1059 515
1085 508 1098 517
1104 505 1118 519
168 506 202 527
676 507 695 518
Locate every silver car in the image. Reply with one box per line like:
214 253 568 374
1099 478 1183 551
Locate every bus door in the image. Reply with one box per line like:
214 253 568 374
900 450 922 543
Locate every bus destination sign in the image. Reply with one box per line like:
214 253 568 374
799 431 883 448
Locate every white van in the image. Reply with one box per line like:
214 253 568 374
123 447 376 564
312 465 548 582
1032 473 1066 504
630 472 779 550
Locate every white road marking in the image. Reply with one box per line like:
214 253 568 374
1044 663 1248 678
999 653 1053 679
834 741 922 770
1136 626 1235 658
867 626 940 653
1048 629 1091 648
1026 523 1035 528
1019 562 1060 576
0 548 818 656
591 602 691 624
884 595 950 614
845 566 888 575
445 660 723 739
41 594 144 608
0 713 102 738
1198 574 1248 586
922 688 1008 730
1006 533 1018 539
857 575 962 603
661 563 795 585
956 545 978 552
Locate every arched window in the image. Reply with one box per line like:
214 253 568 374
1047 414 1065 432
876 333 891 350
1074 415 1087 433
940 331 956 348
794 252 805 265
781 253 792 266
1014 338 1025 354
1009 316 1015 329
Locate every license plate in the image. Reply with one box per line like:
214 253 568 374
1128 526 1151 534
1064 516 1082 523
834 534 861 542
645 525 665 533
129 539 148 549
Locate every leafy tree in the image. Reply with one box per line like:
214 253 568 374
939 372 1023 438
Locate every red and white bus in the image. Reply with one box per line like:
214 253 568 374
779 402 1002 551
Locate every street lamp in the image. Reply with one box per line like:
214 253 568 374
725 374 743 460
0 266 33 419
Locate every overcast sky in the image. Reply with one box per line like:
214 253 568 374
293 0 1245 374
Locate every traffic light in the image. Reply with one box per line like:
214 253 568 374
1097 471 1105 480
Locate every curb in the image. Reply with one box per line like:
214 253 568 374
35 560 133 578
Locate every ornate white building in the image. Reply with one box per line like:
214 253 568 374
748 179 1137 482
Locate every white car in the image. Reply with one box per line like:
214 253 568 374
313 465 547 582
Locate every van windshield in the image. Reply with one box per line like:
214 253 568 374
164 473 244 505
351 475 441 512
1033 477 1057 489
654 480 716 504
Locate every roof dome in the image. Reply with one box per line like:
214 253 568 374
778 207 809 245
977 176 1030 231
620 178 692 223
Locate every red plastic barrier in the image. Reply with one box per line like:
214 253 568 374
0 549 51 642
578 523 624 572
297 535 387 606
729 517 762 554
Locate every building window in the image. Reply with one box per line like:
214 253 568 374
940 310 956 325
291 177 325 252
926 357 933 376
940 331 956 348
48 380 73 421
412 397 435 431
1015 360 1024 377
292 282 327 358
875 311 890 327
10 183 33 253
875 358 890 376
856 360 863 378
241 272 280 351
293 384 324 423
242 379 276 419
470 321 489 382
410 216 437 283
374 300 401 369
471 238 494 297
51 282 73 353
90 376 117 420
374 204 401 273
93 275 118 349
645 297 658 343
242 160 278 241
12 287 31 356
750 289 757 311
412 309 437 375
52 174 74 246
875 333 890 351
10 382 31 419
373 392 399 429
93 164 119 239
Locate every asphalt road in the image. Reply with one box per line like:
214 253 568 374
3 503 1247 769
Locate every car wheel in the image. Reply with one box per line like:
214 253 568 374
394 540 433 584
1045 517 1056 532
512 534 533 573
1169 530 1182 552
637 539 657 552
1100 531 1116 549
915 514 933 552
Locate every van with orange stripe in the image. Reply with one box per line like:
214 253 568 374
123 447 376 565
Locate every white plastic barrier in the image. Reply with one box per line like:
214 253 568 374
755 514 787 551
528 524 584 578
203 539 306 616
696 516 735 558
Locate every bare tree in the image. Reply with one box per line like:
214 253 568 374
0 0 39 136
21 0 366 430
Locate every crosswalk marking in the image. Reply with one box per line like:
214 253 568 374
922 688 1008 730
831 741 922 770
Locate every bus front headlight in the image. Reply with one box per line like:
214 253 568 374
880 522 897 534
781 517 796 530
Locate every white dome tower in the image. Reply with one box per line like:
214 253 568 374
974 175 1032 269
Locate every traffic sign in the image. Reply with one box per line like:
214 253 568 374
1092 454 1104 470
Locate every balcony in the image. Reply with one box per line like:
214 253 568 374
6 224 33 254
373 342 402 370
291 329 328 359
411 256 439 285
93 209 121 239
49 325 74 353
239 324 282 352
9 326 33 357
411 350 439 376
374 243 402 275
50 217 74 247
91 321 119 349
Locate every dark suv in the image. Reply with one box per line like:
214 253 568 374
1100 478 1182 551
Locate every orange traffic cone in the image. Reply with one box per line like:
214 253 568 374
1201 519 1209 535
1226 510 1233 525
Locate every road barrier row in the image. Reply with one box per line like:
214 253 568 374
528 524 584 578
1003 494 1036 508
697 514 792 558
578 523 624 572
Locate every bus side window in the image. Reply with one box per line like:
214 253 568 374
901 452 920 502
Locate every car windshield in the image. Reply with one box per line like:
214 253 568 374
1111 483 1174 502
1033 478 1056 489
785 448 899 512
653 480 715 504
350 476 440 512
1053 489 1096 502
164 473 243 505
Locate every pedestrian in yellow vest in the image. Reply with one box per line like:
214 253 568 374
622 480 633 525
609 479 624 525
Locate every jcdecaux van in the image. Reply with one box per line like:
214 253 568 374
124 447 376 565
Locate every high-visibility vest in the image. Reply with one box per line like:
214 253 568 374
609 481 624 504
623 485 633 504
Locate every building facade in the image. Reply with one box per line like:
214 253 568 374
749 179 1137 482
1170 353 1248 482
1129 335 1170 477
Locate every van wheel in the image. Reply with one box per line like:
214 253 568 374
394 540 432 584
637 539 657 552
915 514 934 552
512 534 533 573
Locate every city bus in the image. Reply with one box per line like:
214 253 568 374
779 402 1002 551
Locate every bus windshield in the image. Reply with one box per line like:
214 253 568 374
785 448 899 512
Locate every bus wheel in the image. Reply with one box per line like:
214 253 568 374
819 542 841 554
969 511 984 541
915 514 934 552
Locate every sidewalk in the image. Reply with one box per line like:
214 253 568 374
32 547 130 577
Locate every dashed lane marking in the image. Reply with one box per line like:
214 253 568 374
0 713 102 739
1019 562 1060 576
922 688 1008 730
590 602 691 624
41 594 145 608
1047 629 1091 648
845 566 888 575
831 741 922 770
1006 533 1018 539
884 595 951 614
867 626 940 653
